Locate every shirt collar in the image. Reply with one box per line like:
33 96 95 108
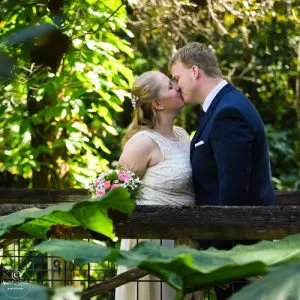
202 80 228 112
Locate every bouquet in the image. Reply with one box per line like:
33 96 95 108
89 169 142 200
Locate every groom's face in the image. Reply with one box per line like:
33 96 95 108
171 60 196 104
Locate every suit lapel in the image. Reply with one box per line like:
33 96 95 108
191 83 234 155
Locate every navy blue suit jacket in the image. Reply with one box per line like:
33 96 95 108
191 83 276 249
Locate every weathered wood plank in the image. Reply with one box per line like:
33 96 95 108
113 205 300 240
275 191 300 205
0 188 299 205
0 188 89 204
1 205 300 240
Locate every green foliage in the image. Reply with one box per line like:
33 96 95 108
0 0 134 188
0 188 134 239
36 234 300 296
36 239 119 267
266 124 300 190
231 263 300 300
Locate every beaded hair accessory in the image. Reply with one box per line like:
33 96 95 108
131 95 140 109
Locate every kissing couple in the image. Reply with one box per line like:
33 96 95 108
115 42 276 300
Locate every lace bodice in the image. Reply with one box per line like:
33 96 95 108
127 126 195 206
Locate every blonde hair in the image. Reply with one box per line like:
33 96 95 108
121 71 162 147
169 42 222 78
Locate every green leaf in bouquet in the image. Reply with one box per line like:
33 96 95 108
105 170 119 182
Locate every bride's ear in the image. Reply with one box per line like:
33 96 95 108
151 101 164 110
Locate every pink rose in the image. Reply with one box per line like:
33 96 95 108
111 184 121 190
118 173 132 182
103 181 111 189
96 189 106 197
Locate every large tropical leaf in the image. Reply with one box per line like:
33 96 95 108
230 263 300 300
0 188 134 239
36 234 300 295
35 239 121 267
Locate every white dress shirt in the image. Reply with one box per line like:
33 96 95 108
202 80 228 112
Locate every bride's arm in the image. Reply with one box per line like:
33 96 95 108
118 135 157 178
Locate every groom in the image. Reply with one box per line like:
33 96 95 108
170 42 276 298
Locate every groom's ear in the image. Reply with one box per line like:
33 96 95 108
191 65 201 80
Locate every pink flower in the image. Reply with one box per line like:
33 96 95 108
103 181 111 189
111 184 121 190
94 179 100 187
118 173 132 182
96 189 106 197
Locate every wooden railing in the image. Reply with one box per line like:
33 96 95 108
0 188 300 299
0 189 299 240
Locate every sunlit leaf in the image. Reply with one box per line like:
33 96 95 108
65 139 77 154
0 188 133 240
97 138 111 154
102 123 118 136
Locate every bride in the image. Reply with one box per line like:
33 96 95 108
115 71 198 300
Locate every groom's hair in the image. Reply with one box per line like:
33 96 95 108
169 42 222 78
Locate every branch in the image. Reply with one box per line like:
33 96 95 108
206 0 228 35
238 56 256 78
221 1 242 18
226 63 238 80
81 268 149 299
292 9 300 24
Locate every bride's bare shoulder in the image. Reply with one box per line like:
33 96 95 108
119 132 158 177
124 132 157 151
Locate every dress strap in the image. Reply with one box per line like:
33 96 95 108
174 126 190 142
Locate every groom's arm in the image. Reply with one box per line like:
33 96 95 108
210 107 255 206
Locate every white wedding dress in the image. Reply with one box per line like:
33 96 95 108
115 126 195 300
